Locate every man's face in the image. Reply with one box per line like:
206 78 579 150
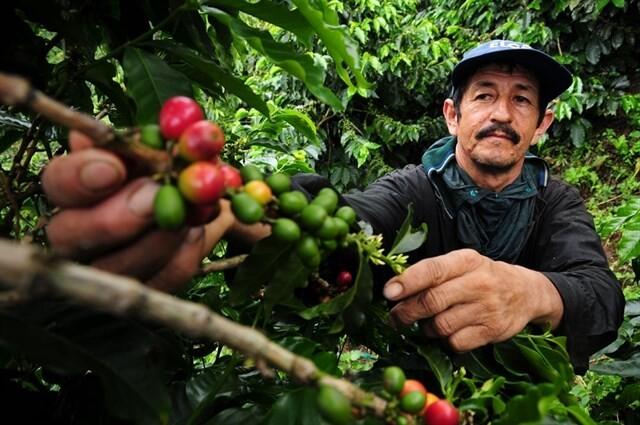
444 64 554 174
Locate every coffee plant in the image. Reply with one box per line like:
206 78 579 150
0 0 638 424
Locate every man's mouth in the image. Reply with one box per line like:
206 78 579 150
475 124 520 144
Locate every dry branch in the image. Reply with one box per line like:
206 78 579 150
0 238 388 417
0 72 171 174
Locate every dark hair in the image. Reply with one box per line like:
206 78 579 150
450 61 547 126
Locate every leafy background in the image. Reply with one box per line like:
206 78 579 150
0 0 639 423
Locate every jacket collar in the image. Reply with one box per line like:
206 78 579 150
421 136 550 218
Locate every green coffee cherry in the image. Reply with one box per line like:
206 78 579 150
272 218 301 242
266 173 291 195
154 184 186 230
140 124 164 149
316 217 339 240
400 391 426 414
316 385 352 425
231 193 264 224
240 164 263 182
278 191 309 216
335 206 357 226
300 204 328 231
383 366 406 395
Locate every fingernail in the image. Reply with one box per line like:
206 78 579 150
127 180 159 217
80 160 123 191
383 282 403 300
186 227 203 243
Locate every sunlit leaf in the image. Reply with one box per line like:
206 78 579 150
202 6 343 111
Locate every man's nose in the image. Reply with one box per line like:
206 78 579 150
490 97 512 122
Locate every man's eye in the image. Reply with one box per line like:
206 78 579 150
475 93 491 100
515 95 531 104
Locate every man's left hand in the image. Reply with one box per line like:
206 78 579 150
383 249 563 351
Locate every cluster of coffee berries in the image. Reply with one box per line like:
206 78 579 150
229 164 358 268
139 96 243 230
144 96 360 274
382 367 459 425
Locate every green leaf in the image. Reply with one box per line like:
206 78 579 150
619 216 640 262
202 6 343 111
84 61 135 126
585 41 601 65
494 383 558 425
566 404 598 425
618 383 640 407
493 341 533 380
290 0 371 92
570 121 586 147
263 250 311 317
264 387 326 425
271 109 319 144
185 358 277 425
625 300 640 316
596 0 611 12
122 47 192 124
0 306 174 425
148 40 270 116
0 128 23 155
248 138 290 154
611 0 625 7
388 203 428 256
417 343 453 395
277 336 322 358
230 236 294 305
591 353 640 377
205 0 315 47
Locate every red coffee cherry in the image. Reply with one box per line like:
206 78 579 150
220 164 243 189
178 161 225 205
178 120 225 162
159 96 204 140
423 400 459 425
336 270 353 288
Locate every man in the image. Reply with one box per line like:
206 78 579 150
42 40 624 373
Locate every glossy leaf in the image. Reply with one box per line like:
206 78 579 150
84 61 135 126
388 203 428 256
230 235 294 305
417 343 453 395
590 352 640 377
202 6 343 111
122 47 192 124
263 250 310 317
264 387 326 425
290 0 371 91
148 40 270 116
204 0 315 47
618 215 640 262
271 108 320 144
493 383 558 425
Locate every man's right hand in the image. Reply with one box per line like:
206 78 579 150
42 130 237 293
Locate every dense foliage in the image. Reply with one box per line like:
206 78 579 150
0 0 639 424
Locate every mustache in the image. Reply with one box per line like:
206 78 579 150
475 123 520 144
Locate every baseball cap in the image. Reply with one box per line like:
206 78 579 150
451 40 573 105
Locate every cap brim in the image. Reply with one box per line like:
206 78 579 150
452 49 572 104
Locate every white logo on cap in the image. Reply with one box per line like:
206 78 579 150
488 41 532 49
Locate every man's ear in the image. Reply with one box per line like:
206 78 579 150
443 99 458 136
531 109 555 146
